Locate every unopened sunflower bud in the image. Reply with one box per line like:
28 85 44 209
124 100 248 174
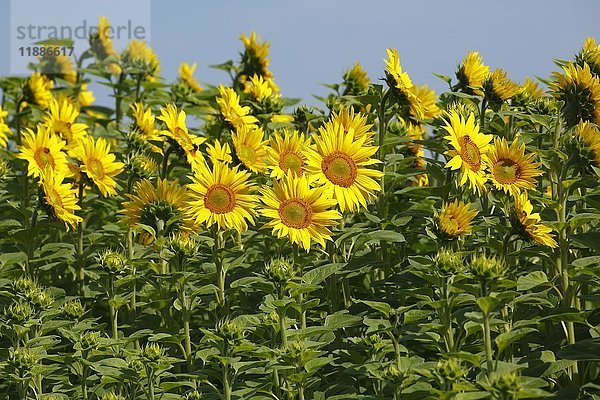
434 249 463 276
9 347 38 370
264 257 294 283
217 320 245 342
184 390 203 400
142 342 165 363
470 254 505 281
100 392 123 400
79 331 101 352
129 152 158 179
435 358 466 384
168 233 198 257
0 159 10 180
62 299 85 319
96 249 127 275
491 371 521 398
6 301 34 322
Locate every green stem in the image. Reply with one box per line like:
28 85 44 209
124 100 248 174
181 280 193 372
479 97 487 132
481 281 494 377
76 182 86 296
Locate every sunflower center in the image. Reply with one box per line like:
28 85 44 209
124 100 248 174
88 158 105 179
278 198 312 229
238 144 256 165
279 151 303 174
321 151 357 188
492 158 521 184
34 147 55 169
205 184 236 214
459 136 481 171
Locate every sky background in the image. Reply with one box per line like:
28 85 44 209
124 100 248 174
1 0 600 107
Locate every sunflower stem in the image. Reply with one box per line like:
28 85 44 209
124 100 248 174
481 281 495 378
76 182 86 296
479 97 487 132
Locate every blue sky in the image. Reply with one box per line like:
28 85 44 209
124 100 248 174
1 0 600 106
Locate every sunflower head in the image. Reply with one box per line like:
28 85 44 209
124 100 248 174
39 167 82 230
469 254 505 281
216 85 259 131
239 32 278 93
128 153 159 180
483 68 519 106
437 200 478 238
0 108 10 148
487 137 543 196
511 192 557 248
232 125 269 173
157 103 205 168
178 62 203 93
24 72 54 109
456 51 490 95
409 84 441 120
89 16 122 75
327 107 375 143
39 48 77 84
576 121 600 166
121 40 160 80
75 136 124 197
79 83 96 107
44 97 89 152
383 49 423 119
266 128 311 179
17 125 69 178
206 139 233 165
576 37 600 77
343 61 370 95
552 62 600 126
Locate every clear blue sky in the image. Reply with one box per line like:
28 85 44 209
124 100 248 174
2 0 600 106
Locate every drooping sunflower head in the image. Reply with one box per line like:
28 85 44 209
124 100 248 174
131 102 159 139
483 68 520 106
512 192 557 248
157 103 206 168
39 167 82 231
384 48 413 93
409 84 441 120
456 51 490 95
39 49 77 85
576 37 600 77
0 108 12 148
122 178 195 244
178 62 203 93
326 107 375 143
121 40 160 80
216 85 259 131
552 62 600 126
187 162 258 232
127 153 159 180
343 61 371 95
437 200 478 238
305 122 383 212
89 16 122 75
75 136 124 197
244 74 276 101
239 32 278 92
260 172 342 250
44 97 88 152
17 125 69 178
232 125 269 173
443 111 493 194
486 138 543 196
206 139 233 165
266 128 311 179
576 121 600 166
24 72 54 109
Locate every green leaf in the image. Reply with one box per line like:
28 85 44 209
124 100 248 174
495 328 537 353
324 311 362 330
476 296 500 315
303 263 344 285
517 271 549 291
557 338 600 361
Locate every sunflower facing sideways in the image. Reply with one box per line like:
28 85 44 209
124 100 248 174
443 111 493 194
456 51 490 96
577 121 600 165
44 97 88 153
17 125 69 178
0 108 10 148
131 102 163 154
206 139 233 165
232 125 269 173
552 62 600 126
486 138 543 196
438 200 478 238
325 107 374 143
157 104 206 169
266 128 311 179
216 85 259 131
90 16 122 76
39 167 82 230
178 62 203 93
305 123 383 212
187 162 258 232
75 136 124 197
383 48 423 120
512 192 557 248
24 72 54 109
260 172 341 250
121 179 195 245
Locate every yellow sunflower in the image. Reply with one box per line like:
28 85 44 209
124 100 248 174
121 178 195 244
577 121 600 165
206 139 233 165
408 84 441 120
187 162 258 232
179 62 203 93
157 104 206 169
483 68 520 105
576 37 600 76
513 192 557 248
44 97 88 152
39 167 82 230
266 128 311 179
343 61 370 94
39 49 77 84
78 84 96 107
17 125 69 178
305 123 383 212
270 114 294 124
121 40 160 80
0 108 10 147
326 107 374 143
131 102 162 153
260 172 342 250
232 125 269 173
383 48 423 119
216 85 259 130
486 138 543 196
456 51 490 95
244 74 275 101
25 73 54 109
239 32 279 92
438 200 478 237
75 136 124 196
443 111 493 194
552 62 600 126
91 16 122 75
520 78 545 100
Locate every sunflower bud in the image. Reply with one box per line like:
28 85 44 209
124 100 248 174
167 233 198 258
264 257 294 283
0 158 10 181
79 331 101 352
128 153 159 180
434 358 466 386
9 347 38 371
490 371 522 398
434 249 464 276
217 319 245 342
62 299 85 319
470 254 505 281
96 249 128 275
184 390 203 400
100 392 123 400
6 301 34 322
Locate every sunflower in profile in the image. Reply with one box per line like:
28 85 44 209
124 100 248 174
90 16 121 75
206 139 233 165
39 49 77 84
17 125 69 178
456 51 490 95
24 73 54 109
552 62 600 126
443 111 493 194
239 32 279 92
179 62 203 93
0 108 10 148
305 123 383 212
266 129 311 179
75 136 124 196
326 107 374 143
486 138 543 196
577 121 600 166
512 192 557 248
131 102 162 153
244 74 276 101
383 48 423 119
483 68 519 106
260 172 341 250
44 97 88 152
520 78 545 100
343 61 370 95
576 37 600 77
216 85 259 130
232 125 269 173
121 40 160 80
39 167 82 230
157 104 206 169
438 200 478 238
121 178 195 244
408 84 441 120
187 162 258 232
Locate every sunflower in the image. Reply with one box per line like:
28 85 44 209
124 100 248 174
39 50 77 84
206 139 233 165
513 192 557 248
90 16 122 75
78 84 96 107
438 200 478 237
260 172 341 250
17 125 69 178
187 162 258 232
0 108 10 147
121 178 195 244
325 107 374 143
266 129 311 179
39 167 82 230
25 73 54 109
577 121 600 165
270 114 294 124
483 68 519 105
305 123 383 212
232 125 269 173
179 62 203 93
131 102 162 153
244 74 275 101
121 40 160 80
576 37 600 77
520 78 544 100
44 97 88 152
456 51 490 95
239 32 279 92
383 48 423 119
216 85 259 130
443 111 493 194
75 136 124 196
552 62 600 126
408 84 441 120
343 61 370 94
486 138 543 196
157 104 206 169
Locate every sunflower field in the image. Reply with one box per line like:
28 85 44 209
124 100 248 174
1 16 600 400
